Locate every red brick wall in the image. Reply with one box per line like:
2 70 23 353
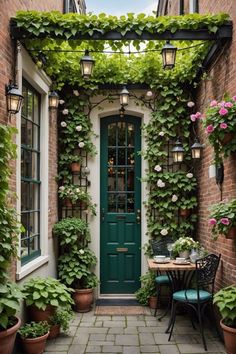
0 1 62 278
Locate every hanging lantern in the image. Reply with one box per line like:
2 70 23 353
172 138 184 163
191 138 203 159
6 84 23 114
119 86 129 106
49 91 59 110
80 50 95 80
161 41 177 69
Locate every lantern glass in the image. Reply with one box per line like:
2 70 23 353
49 91 59 109
172 139 184 163
120 86 129 106
191 139 203 159
80 51 95 80
6 85 23 114
162 41 177 69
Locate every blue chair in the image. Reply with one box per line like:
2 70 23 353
167 253 221 351
150 238 173 318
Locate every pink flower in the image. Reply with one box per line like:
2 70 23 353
209 218 217 226
221 218 230 225
190 114 196 122
206 125 214 134
224 102 233 108
218 101 226 107
219 108 228 116
210 100 218 107
220 122 228 129
232 96 236 101
195 112 202 119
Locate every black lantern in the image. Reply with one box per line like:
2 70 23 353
119 86 129 106
191 138 203 159
49 91 59 110
161 41 177 69
119 106 125 118
80 50 95 80
172 138 184 163
6 83 23 114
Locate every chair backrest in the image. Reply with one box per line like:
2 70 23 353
150 237 174 256
195 253 221 291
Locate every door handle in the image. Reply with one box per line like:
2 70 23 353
101 208 105 222
136 209 141 224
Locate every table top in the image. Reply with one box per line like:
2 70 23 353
147 258 196 271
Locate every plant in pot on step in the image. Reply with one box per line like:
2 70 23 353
48 308 74 339
22 277 74 324
135 271 157 308
53 217 99 313
213 285 236 354
209 199 236 240
18 321 50 354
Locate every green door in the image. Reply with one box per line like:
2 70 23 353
100 115 141 294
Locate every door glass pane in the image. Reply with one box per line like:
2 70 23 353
127 148 135 165
108 123 116 146
117 193 126 212
108 148 116 166
127 168 134 191
108 193 116 212
108 167 116 191
118 122 126 146
118 148 125 165
127 123 134 146
117 168 125 191
127 193 135 213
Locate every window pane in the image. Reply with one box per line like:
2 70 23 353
118 122 126 146
21 150 39 180
27 90 33 121
108 123 116 146
127 124 134 146
33 94 39 124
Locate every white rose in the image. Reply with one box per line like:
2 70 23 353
154 165 162 172
76 125 82 132
59 100 65 105
172 195 178 202
146 90 153 97
79 249 84 255
73 90 79 96
160 229 168 236
76 188 80 193
157 179 165 188
59 186 65 191
186 173 193 179
62 109 69 115
187 101 195 108
158 131 165 136
61 121 67 127
78 141 85 148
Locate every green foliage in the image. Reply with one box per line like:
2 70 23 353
22 277 74 310
53 217 89 247
18 321 50 338
209 199 236 239
135 271 156 306
213 285 236 328
0 282 23 330
58 185 96 215
49 308 73 332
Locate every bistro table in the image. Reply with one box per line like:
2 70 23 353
147 258 196 323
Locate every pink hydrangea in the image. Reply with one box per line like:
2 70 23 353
219 108 228 116
190 114 196 122
220 218 230 225
210 100 218 107
209 218 217 226
220 122 228 129
224 102 233 108
232 96 236 101
206 125 214 134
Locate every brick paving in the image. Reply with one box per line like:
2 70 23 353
45 308 226 354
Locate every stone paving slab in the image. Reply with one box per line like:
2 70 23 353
42 308 227 354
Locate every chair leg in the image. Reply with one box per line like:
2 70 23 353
166 298 175 333
168 301 177 341
197 305 207 351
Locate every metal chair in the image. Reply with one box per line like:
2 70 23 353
167 253 221 351
150 237 173 318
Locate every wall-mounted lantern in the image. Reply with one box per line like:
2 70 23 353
119 86 129 106
172 137 184 163
80 50 95 80
161 41 177 69
49 91 59 110
6 83 23 114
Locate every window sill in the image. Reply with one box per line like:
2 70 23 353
16 255 49 280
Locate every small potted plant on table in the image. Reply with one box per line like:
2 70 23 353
18 321 50 354
172 236 200 259
209 199 236 240
213 285 236 354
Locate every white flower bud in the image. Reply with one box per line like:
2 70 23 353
61 121 67 127
62 109 69 115
154 165 162 172
186 173 193 179
76 125 82 132
78 142 85 148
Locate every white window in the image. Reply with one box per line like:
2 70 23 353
189 0 199 13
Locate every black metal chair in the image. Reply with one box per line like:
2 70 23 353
150 237 173 318
167 253 221 351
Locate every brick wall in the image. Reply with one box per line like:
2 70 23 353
0 0 62 278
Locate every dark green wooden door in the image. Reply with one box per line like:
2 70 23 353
100 116 141 294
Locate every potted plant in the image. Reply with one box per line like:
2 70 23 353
58 185 96 215
209 199 236 240
18 321 50 354
199 96 236 164
59 153 83 172
48 308 73 339
178 196 197 217
135 271 157 308
22 277 74 322
213 285 236 354
172 236 200 259
0 282 23 354
53 217 99 312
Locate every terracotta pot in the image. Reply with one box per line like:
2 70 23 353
226 226 236 239
48 324 60 339
29 305 55 322
0 316 21 354
64 199 73 208
71 162 81 172
21 331 49 354
220 319 236 354
220 132 234 146
148 296 158 309
73 288 94 313
179 208 191 217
